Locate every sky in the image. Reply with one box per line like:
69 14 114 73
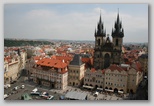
4 4 148 43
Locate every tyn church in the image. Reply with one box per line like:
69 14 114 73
93 12 124 70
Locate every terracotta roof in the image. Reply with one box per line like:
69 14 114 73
36 58 68 69
102 69 105 74
132 61 142 72
107 64 124 72
81 58 90 63
55 56 72 62
91 68 96 73
4 56 12 63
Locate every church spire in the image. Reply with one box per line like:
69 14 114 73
99 13 101 24
94 28 97 36
95 10 106 37
99 9 102 24
117 8 120 23
111 9 124 38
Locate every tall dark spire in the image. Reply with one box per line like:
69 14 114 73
99 11 102 24
94 28 97 37
111 10 124 38
117 8 120 23
95 11 106 37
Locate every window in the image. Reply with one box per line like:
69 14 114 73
98 39 100 45
116 39 119 46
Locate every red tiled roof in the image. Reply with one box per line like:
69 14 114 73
107 64 124 72
81 58 90 63
132 61 142 72
36 58 68 69
102 69 105 74
4 56 11 63
55 56 72 62
91 68 96 73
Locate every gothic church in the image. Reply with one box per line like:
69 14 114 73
93 12 124 70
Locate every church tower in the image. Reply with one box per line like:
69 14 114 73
111 12 124 64
93 14 106 69
93 11 124 70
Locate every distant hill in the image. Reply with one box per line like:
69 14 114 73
4 39 53 47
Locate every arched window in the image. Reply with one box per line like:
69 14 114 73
98 39 100 45
104 53 110 68
116 39 119 46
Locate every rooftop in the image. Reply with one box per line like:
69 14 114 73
70 54 83 66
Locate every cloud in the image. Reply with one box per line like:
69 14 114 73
26 9 56 19
4 7 148 42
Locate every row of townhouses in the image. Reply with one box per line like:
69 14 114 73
4 49 27 84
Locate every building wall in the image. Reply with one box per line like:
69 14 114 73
68 64 85 87
20 52 27 69
84 66 143 93
104 69 128 93
139 57 148 76
6 60 19 83
127 68 143 93
29 65 68 90
84 70 104 88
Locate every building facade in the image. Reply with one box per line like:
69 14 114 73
84 68 105 89
4 57 20 84
138 54 148 76
68 54 85 87
26 58 68 90
84 64 143 93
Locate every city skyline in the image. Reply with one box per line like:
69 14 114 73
4 4 148 43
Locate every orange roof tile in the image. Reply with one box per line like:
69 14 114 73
36 58 68 69
107 64 124 72
91 68 96 73
102 69 105 74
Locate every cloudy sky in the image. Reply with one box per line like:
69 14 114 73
4 4 148 43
